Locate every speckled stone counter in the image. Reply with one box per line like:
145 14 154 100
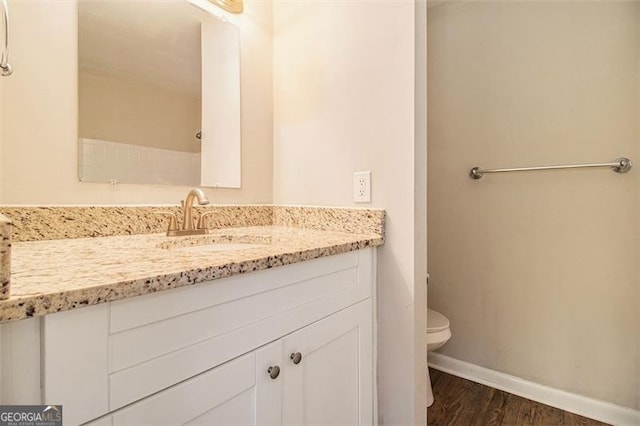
0 224 383 323
0 214 11 300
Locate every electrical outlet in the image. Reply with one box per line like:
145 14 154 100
353 171 371 203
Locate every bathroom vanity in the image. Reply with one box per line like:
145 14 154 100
0 206 384 426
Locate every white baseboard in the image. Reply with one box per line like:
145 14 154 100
428 353 640 426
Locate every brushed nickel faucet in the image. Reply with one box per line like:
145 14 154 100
182 188 209 232
157 188 211 236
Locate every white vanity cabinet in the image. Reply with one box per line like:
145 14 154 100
88 300 372 426
32 248 376 426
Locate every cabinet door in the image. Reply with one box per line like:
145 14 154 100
282 300 373 426
109 351 260 426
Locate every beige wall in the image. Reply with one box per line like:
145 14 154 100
1 0 272 205
428 1 639 409
79 70 201 153
273 1 427 424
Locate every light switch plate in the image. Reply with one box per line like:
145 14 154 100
353 171 371 203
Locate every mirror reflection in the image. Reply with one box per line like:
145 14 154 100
77 1 241 187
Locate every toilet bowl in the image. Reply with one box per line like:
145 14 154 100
427 308 451 407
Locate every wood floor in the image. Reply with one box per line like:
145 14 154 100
427 369 610 426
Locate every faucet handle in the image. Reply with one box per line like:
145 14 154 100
154 212 179 234
196 211 217 230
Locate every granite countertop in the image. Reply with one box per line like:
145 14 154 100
0 225 383 323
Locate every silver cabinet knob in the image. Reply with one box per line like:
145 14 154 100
267 366 280 379
290 352 303 365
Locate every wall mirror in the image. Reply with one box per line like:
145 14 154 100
77 0 241 188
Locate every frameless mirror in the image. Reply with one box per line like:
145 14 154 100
77 0 241 188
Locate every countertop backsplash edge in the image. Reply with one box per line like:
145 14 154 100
0 205 385 242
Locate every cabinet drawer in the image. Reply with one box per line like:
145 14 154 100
110 259 359 372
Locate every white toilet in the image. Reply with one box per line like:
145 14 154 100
426 308 452 407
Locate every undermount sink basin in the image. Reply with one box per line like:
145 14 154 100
171 243 266 254
156 234 272 253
